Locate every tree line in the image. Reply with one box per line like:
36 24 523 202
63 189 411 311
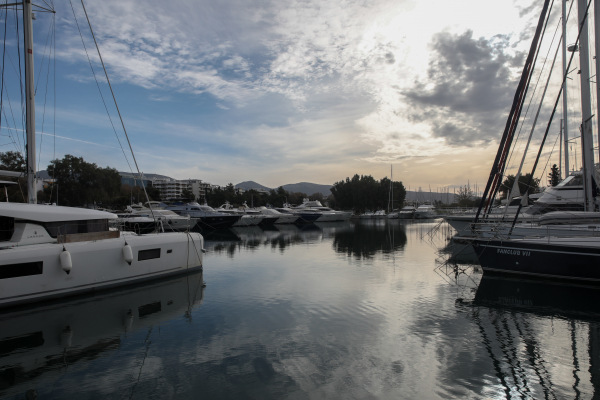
330 174 406 213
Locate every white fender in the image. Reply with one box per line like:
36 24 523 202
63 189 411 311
123 244 133 265
60 250 72 274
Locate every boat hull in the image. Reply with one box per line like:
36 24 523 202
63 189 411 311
197 215 241 229
0 232 204 308
472 237 600 282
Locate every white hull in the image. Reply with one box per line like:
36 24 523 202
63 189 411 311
0 232 203 308
445 214 538 232
233 215 264 226
472 223 600 239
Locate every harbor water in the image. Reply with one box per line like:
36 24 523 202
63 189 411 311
2 219 600 399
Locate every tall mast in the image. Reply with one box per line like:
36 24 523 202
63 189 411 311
391 165 393 211
23 0 36 204
596 0 600 164
578 0 595 211
563 0 570 177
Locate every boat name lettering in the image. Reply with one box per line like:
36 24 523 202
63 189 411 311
497 248 531 256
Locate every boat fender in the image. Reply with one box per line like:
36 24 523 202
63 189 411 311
123 243 133 265
60 248 72 274
60 326 73 348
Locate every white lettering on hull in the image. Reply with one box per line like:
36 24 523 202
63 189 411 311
497 248 531 257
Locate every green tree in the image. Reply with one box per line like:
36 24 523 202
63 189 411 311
46 155 121 207
0 151 26 202
499 173 540 199
548 164 560 187
181 188 195 200
330 174 406 213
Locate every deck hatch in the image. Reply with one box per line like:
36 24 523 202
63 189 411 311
0 261 43 279
138 248 161 261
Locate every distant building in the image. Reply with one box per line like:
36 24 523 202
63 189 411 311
152 178 211 201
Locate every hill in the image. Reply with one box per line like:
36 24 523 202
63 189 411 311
235 181 271 191
235 181 332 197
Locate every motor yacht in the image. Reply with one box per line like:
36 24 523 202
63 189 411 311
274 207 321 223
165 202 241 229
215 202 267 226
0 203 204 308
388 205 416 219
294 199 352 221
414 203 437 219
255 207 298 224
123 204 198 232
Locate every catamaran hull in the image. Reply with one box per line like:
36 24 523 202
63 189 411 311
472 238 600 282
0 232 204 308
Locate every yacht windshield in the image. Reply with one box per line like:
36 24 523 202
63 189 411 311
556 174 583 187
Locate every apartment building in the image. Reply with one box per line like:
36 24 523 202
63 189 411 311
152 178 211 201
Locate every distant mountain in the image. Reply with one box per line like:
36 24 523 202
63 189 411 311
235 181 332 197
282 182 332 197
235 181 271 191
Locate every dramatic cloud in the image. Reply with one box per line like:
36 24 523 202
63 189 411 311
402 30 524 147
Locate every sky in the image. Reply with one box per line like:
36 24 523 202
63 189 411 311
0 0 588 189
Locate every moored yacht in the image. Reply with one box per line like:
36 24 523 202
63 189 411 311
413 203 437 219
0 203 204 308
274 207 321 223
294 199 352 221
255 206 298 224
165 202 241 229
388 205 416 219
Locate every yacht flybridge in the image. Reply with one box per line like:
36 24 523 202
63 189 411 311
0 203 203 308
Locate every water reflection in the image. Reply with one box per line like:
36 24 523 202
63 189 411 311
333 219 408 258
203 220 410 259
7 220 600 398
437 231 600 399
0 272 204 398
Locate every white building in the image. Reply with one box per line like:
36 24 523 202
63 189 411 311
152 178 211 201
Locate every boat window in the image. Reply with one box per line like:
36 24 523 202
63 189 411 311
0 261 43 280
556 175 582 187
0 216 14 242
138 248 161 261
43 219 109 238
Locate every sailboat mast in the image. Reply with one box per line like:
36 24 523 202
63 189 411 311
391 164 393 211
563 0 570 178
23 0 36 204
577 0 595 212
595 0 600 164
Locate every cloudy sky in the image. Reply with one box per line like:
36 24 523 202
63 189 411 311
0 0 582 189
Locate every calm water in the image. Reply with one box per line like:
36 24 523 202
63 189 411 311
2 219 600 399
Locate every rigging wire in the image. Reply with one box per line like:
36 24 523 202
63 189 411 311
504 4 568 182
78 0 157 223
37 16 54 174
34 11 53 95
14 3 25 155
0 2 22 154
508 0 595 233
66 0 136 181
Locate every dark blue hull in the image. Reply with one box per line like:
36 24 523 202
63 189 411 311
472 238 600 283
